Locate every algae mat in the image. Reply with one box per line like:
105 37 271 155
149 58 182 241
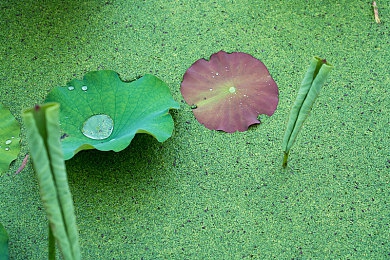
1 0 389 259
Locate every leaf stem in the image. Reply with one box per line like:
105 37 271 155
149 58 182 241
373 1 380 24
14 154 29 174
282 151 289 168
48 224 55 260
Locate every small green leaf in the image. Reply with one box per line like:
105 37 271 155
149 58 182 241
45 71 180 160
0 103 21 174
0 222 9 259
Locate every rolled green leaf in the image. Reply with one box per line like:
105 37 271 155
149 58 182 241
22 103 80 260
0 222 9 260
282 57 333 168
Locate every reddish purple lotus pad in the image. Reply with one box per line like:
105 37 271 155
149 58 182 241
180 50 279 133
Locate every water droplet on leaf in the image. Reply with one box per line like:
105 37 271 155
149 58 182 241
5 139 12 145
81 85 88 91
82 114 114 140
68 86 75 91
229 87 236 93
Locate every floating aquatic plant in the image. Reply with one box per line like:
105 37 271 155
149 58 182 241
282 57 333 168
22 103 80 260
181 50 279 133
0 103 21 174
45 70 179 160
0 222 8 259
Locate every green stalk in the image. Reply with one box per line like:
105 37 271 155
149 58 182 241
282 57 333 168
22 103 80 260
282 151 289 168
49 225 55 260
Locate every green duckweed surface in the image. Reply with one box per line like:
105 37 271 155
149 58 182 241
1 0 389 259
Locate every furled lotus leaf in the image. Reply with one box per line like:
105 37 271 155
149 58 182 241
0 103 21 174
181 50 279 133
45 70 179 160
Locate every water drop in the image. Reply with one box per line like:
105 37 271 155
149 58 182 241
82 114 114 140
5 147 9 151
5 139 12 145
229 86 236 93
81 85 88 91
68 86 75 91
209 88 213 91
215 72 219 76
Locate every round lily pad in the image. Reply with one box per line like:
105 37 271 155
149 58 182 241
45 70 179 160
181 50 279 133
0 103 21 174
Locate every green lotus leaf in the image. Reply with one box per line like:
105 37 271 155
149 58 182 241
0 103 21 174
45 71 179 160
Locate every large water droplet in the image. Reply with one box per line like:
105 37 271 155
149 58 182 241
68 86 75 91
229 86 236 93
5 139 12 145
81 85 88 91
82 114 114 140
